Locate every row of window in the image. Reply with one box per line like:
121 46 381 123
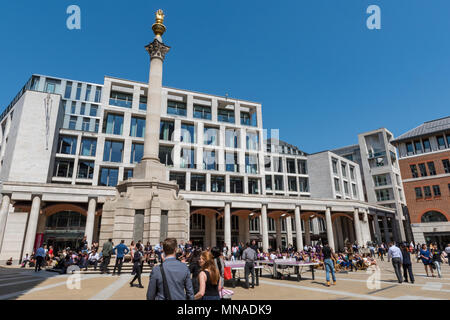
415 184 449 199
332 158 356 180
265 175 309 192
410 159 450 178
334 178 358 197
265 157 307 174
405 134 450 156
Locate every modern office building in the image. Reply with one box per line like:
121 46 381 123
391 116 450 247
0 73 399 263
332 128 411 243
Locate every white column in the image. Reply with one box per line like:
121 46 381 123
22 196 41 256
373 214 382 243
294 206 303 251
325 207 335 251
353 208 363 246
304 217 311 246
286 216 293 247
261 203 269 252
210 214 216 247
0 195 11 251
244 216 250 244
224 202 231 250
275 217 282 250
85 198 97 247
382 216 391 243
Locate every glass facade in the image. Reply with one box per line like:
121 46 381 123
104 113 123 135
130 143 144 163
167 100 187 116
130 117 146 137
110 91 132 108
194 105 211 120
103 140 123 162
99 168 119 186
80 138 97 157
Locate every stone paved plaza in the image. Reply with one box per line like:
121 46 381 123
0 259 449 300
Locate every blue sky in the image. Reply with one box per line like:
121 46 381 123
0 0 449 153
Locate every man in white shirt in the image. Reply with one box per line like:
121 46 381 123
88 250 100 271
387 242 403 283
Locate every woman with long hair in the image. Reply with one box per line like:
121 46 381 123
194 251 222 300
188 249 202 294
211 247 225 288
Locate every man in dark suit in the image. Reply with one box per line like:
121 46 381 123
100 239 113 274
147 238 194 300
400 243 414 283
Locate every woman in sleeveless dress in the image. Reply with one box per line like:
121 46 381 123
194 251 222 300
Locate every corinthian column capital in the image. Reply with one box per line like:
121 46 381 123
145 39 171 61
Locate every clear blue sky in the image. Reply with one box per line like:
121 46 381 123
1 0 449 153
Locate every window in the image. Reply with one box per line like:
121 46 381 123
191 174 206 192
167 100 187 116
427 162 436 176
169 172 186 190
299 178 309 192
211 175 225 192
94 87 102 103
225 129 239 148
352 183 357 197
110 91 132 108
274 175 284 191
265 175 272 191
245 154 258 174
423 139 431 152
414 140 422 154
124 169 133 180
218 108 235 123
204 127 219 145
103 140 124 162
248 178 259 194
225 152 239 172
159 146 174 166
341 163 347 177
181 123 196 143
418 163 427 177
75 83 82 100
344 181 349 195
68 116 77 130
273 157 283 173
130 143 144 163
286 159 296 173
410 164 418 178
443 159 450 174
82 118 90 131
160 120 174 141
350 166 355 179
139 96 147 111
415 187 423 199
246 132 259 150
375 189 391 201
90 105 98 117
77 161 94 179
432 185 441 197
437 135 446 150
57 136 77 155
298 160 307 174
421 211 448 223
423 186 432 198
180 148 195 169
130 117 146 137
332 158 338 174
194 105 211 120
45 79 58 94
203 150 217 170
64 82 72 99
71 102 76 114
288 176 297 192
190 214 206 230
95 119 99 133
334 178 340 192
80 104 86 115
30 76 39 91
99 167 119 186
264 156 271 170
103 113 123 135
373 174 388 186
230 177 243 193
54 159 74 178
80 138 97 157
406 142 414 156
85 85 91 101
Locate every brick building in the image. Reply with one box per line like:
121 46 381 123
392 116 450 247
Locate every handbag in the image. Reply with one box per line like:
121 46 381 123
223 266 232 280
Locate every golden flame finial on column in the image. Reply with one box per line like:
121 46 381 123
152 9 166 38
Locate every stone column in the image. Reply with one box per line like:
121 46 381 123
353 208 363 246
304 217 311 246
224 202 231 250
336 217 345 251
0 195 11 251
142 32 170 162
382 216 391 243
294 206 303 251
85 198 97 247
325 207 335 251
22 196 41 256
261 203 269 252
275 217 282 250
286 216 293 247
373 214 382 244
210 213 216 248
391 217 400 243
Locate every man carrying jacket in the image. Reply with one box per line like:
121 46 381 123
113 240 129 276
